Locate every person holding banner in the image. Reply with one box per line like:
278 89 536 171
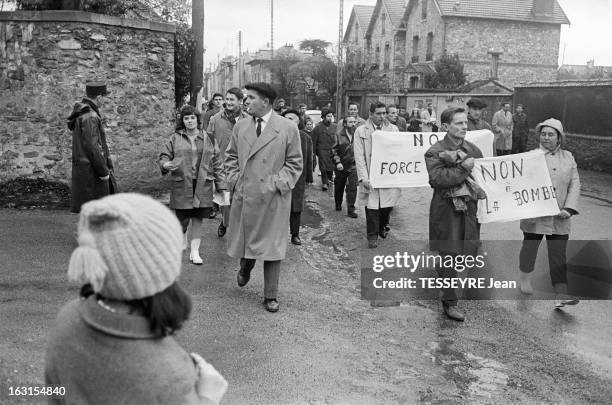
518 118 581 308
425 107 484 322
354 102 401 249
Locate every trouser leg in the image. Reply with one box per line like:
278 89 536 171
222 205 230 227
346 170 358 212
545 234 569 286
263 260 281 299
334 170 348 206
379 207 392 232
438 251 458 307
321 169 329 186
365 208 380 240
240 258 256 275
290 211 301 236
519 232 544 273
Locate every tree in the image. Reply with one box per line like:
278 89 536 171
311 57 337 98
299 39 332 57
269 48 303 100
424 52 467 89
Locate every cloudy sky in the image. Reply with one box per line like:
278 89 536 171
203 0 612 69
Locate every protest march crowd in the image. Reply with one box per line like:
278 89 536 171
42 80 580 403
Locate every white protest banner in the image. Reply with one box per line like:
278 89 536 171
472 149 560 223
369 129 494 188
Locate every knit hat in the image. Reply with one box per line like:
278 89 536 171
68 193 183 300
536 118 565 144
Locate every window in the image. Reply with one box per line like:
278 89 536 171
490 53 500 79
421 0 427 20
426 33 434 61
384 43 391 70
381 13 386 35
412 35 420 63
410 76 419 88
375 45 381 66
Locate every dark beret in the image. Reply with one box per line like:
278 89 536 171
466 98 487 109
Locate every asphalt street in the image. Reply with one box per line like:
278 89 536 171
1 169 611 404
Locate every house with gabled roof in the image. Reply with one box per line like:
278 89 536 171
400 0 570 88
362 0 409 82
344 5 375 68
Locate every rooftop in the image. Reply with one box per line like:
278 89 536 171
515 79 612 88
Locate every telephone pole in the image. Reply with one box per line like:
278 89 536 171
191 0 204 106
270 0 274 58
238 31 243 88
336 0 344 115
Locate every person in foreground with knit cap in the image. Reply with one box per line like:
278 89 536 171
44 193 228 405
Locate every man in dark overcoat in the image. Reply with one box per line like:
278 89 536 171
225 83 303 313
332 115 358 218
67 81 113 213
512 104 529 154
424 107 483 322
311 109 337 191
281 109 313 246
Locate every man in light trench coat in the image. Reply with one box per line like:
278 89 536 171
354 101 401 249
224 82 303 313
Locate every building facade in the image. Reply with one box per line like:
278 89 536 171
344 0 570 91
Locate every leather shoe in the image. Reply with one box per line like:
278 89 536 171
348 211 358 218
322 185 328 191
379 229 389 239
368 240 378 249
291 235 302 245
264 298 279 312
335 204 342 211
443 305 465 321
236 270 251 287
217 222 226 237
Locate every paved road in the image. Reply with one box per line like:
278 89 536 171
1 169 611 404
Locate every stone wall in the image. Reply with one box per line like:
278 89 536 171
0 11 175 194
444 17 560 88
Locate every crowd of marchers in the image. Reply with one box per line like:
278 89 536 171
42 80 580 403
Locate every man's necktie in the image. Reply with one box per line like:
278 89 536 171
256 118 263 137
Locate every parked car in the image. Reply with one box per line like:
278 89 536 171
305 110 322 125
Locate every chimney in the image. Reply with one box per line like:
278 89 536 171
533 0 555 17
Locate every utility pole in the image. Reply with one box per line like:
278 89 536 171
270 0 274 58
336 0 344 115
238 31 243 88
191 0 204 107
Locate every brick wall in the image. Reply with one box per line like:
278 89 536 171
0 11 175 193
444 17 560 88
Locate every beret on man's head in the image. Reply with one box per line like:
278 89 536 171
244 82 277 103
466 98 487 109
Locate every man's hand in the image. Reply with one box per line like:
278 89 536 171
460 157 475 171
163 161 179 172
336 163 344 171
360 179 372 192
557 209 571 219
191 353 228 405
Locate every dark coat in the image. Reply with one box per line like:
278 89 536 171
332 127 356 171
467 114 492 132
311 121 337 171
159 130 226 209
512 112 529 137
225 111 303 260
391 116 407 132
292 131 314 212
425 135 483 255
68 98 112 213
